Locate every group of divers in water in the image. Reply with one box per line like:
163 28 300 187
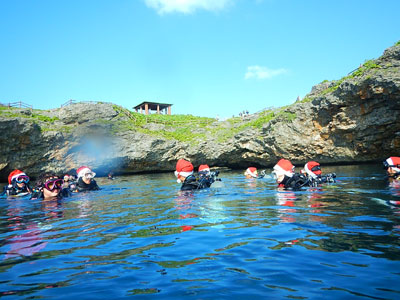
1 157 400 200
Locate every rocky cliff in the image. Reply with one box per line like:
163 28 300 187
1 42 399 180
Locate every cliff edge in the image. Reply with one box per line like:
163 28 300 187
1 42 399 180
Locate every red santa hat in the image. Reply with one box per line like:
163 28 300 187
386 157 400 173
273 159 294 178
244 167 258 178
198 164 210 173
77 166 94 178
304 161 322 178
8 169 27 184
174 159 194 178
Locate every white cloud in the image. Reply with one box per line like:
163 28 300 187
245 65 287 80
144 0 232 15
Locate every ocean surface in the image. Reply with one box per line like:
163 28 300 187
1 164 400 299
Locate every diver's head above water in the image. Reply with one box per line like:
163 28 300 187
244 167 258 178
77 166 96 185
8 169 30 189
174 159 194 183
35 173 63 199
383 157 400 178
198 164 211 176
272 159 295 185
301 161 322 179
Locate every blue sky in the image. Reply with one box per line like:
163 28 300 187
1 0 399 118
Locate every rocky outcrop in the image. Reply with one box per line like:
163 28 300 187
1 43 399 180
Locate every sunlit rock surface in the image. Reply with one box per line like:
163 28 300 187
1 43 399 180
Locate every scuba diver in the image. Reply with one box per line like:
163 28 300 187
301 161 336 186
76 166 100 191
383 157 400 180
1 169 32 197
198 164 221 188
244 167 266 179
175 159 216 191
30 173 71 200
198 164 211 176
272 159 308 190
63 172 78 191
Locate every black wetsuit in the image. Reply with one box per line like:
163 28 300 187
77 177 100 191
280 173 309 190
181 174 214 191
1 181 32 196
30 188 72 200
305 173 337 187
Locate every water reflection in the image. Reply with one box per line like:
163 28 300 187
275 191 298 223
42 198 64 220
389 178 400 199
0 165 400 299
174 190 196 232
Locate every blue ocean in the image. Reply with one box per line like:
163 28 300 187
1 164 400 299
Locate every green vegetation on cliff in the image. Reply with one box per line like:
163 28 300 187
320 60 382 95
0 106 59 123
110 104 296 143
299 58 385 104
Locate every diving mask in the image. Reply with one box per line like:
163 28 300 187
84 172 96 179
44 179 63 191
16 175 30 184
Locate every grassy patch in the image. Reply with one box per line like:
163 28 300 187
0 110 22 118
0 107 59 123
111 105 216 142
249 111 276 128
350 59 381 77
299 97 314 103
112 104 215 127
158 127 207 143
321 78 345 95
211 109 296 142
244 109 296 129
318 59 382 96
31 113 59 123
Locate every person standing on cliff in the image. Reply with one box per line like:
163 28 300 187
383 157 400 180
1 169 32 197
76 166 100 191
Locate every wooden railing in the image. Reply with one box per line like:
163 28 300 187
61 99 77 107
0 101 33 110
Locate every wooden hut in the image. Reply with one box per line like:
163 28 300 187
133 101 172 115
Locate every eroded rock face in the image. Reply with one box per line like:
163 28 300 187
0 43 399 180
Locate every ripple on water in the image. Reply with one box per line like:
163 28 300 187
1 165 400 299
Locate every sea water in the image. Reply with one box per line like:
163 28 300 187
0 164 399 299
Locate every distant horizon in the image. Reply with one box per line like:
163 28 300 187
1 0 399 118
